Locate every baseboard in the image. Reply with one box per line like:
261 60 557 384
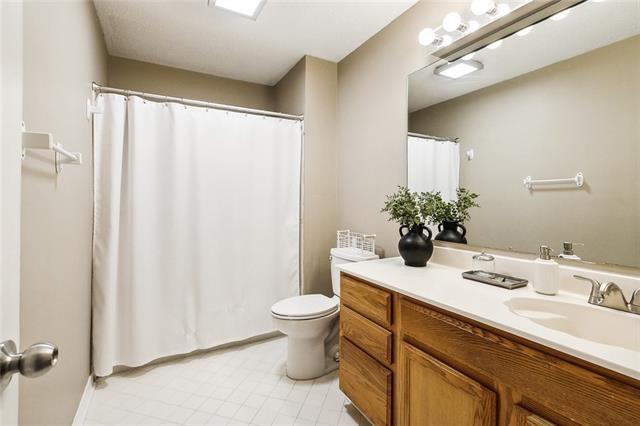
72 376 94 425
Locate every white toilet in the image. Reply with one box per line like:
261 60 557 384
271 247 378 380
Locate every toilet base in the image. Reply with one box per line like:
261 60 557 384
286 336 330 380
273 311 340 381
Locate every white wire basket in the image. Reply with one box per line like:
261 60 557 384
336 230 376 255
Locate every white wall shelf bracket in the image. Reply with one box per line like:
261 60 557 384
523 172 584 190
22 122 82 175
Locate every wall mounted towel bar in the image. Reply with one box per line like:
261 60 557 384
523 172 584 189
21 123 82 174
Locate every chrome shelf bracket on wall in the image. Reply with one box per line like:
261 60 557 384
21 122 82 175
523 172 584 190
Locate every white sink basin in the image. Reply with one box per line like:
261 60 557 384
504 297 640 352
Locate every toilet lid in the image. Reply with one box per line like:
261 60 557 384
271 295 339 319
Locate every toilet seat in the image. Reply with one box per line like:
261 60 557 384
271 295 339 320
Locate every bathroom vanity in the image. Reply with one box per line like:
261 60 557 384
337 256 640 426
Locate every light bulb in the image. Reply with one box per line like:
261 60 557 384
471 0 495 16
487 39 503 50
441 35 453 47
418 28 436 46
467 20 480 32
462 52 476 60
516 26 532 37
551 9 571 21
496 3 511 17
443 12 465 32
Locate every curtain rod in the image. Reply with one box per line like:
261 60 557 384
408 132 459 143
91 82 304 122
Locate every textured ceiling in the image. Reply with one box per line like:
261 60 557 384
95 0 418 86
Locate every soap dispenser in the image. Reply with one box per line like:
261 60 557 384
533 245 559 295
558 241 583 260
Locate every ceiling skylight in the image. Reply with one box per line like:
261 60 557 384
209 0 267 20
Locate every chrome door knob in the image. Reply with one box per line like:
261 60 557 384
0 340 58 391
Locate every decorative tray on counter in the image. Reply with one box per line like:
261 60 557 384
462 270 528 290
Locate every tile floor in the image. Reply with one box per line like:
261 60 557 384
85 336 370 425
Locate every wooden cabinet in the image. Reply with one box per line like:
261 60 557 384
341 274 393 328
340 306 393 365
398 342 496 426
339 275 395 425
508 406 555 426
340 338 393 426
338 273 640 426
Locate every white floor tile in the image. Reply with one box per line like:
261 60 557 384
232 405 257 422
182 394 207 410
297 403 321 422
198 398 225 414
166 406 195 423
216 401 242 418
184 410 212 425
84 337 369 426
243 394 267 409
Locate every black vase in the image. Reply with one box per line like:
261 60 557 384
398 224 434 267
435 221 468 244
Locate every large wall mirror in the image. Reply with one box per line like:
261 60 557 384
407 0 640 268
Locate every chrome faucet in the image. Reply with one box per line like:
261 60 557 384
574 275 640 315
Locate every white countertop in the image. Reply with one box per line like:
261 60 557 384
338 256 640 381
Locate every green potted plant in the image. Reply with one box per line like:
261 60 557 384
381 186 433 267
420 188 479 244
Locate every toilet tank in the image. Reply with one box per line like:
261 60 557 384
330 247 379 297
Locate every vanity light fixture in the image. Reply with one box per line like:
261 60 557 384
467 20 481 32
418 27 441 46
420 28 454 47
208 0 267 20
441 34 453 47
443 12 468 33
434 59 484 79
470 0 510 18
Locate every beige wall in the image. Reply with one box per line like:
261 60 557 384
274 57 338 296
337 1 451 257
274 58 306 115
302 57 338 296
108 56 276 111
409 36 640 267
20 1 107 424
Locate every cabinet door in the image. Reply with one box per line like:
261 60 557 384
398 342 496 426
508 405 555 426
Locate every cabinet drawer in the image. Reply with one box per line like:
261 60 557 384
341 305 393 365
340 274 392 328
400 298 640 425
340 337 392 426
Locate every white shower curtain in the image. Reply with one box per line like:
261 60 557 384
407 135 460 201
92 94 302 377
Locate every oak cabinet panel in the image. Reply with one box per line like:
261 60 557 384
341 274 393 328
398 342 496 426
340 337 392 425
508 406 556 426
340 305 393 365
